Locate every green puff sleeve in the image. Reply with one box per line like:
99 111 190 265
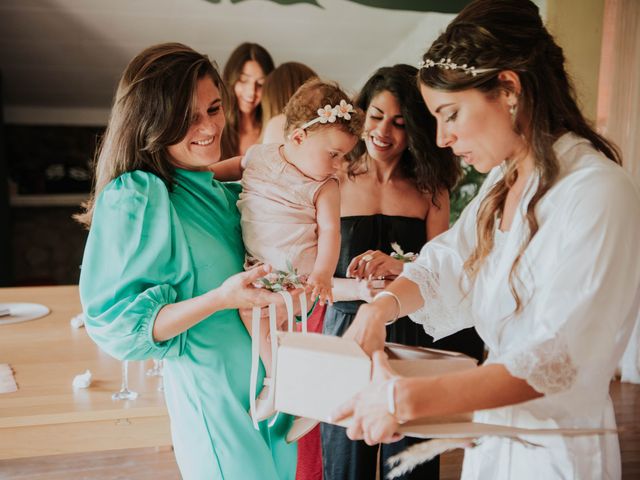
80 171 193 361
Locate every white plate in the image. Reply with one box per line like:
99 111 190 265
0 303 50 325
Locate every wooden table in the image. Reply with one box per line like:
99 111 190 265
0 286 171 460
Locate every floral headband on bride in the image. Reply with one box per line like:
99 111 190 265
418 57 497 77
300 99 356 130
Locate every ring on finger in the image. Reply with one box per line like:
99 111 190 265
362 254 374 262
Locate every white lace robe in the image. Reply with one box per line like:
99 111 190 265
402 133 640 480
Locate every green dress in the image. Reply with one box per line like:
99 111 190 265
79 169 296 480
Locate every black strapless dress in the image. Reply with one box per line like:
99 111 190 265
321 215 484 480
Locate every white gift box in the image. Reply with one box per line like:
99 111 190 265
274 332 477 431
273 332 614 439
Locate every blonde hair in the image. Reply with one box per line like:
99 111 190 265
283 78 364 139
261 62 317 127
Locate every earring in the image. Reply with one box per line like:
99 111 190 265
509 103 518 125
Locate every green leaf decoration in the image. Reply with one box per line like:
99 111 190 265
253 262 305 292
227 0 323 6
344 0 469 13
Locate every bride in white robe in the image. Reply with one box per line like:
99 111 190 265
402 132 639 479
331 1 640 479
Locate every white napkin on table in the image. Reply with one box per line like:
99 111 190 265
0 363 18 394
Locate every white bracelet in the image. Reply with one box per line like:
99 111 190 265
386 377 406 423
387 377 399 415
372 291 401 326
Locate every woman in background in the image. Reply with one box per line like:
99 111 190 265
221 42 274 157
321 64 483 480
261 61 317 144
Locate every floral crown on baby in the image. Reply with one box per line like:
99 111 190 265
300 100 356 130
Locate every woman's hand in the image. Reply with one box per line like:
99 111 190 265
331 351 405 445
154 265 306 343
355 278 392 303
214 264 302 311
347 250 404 280
343 303 388 356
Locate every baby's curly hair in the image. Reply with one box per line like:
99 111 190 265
283 78 364 138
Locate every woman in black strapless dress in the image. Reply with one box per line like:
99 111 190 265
321 65 484 480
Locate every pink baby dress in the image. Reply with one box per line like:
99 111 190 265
237 143 336 276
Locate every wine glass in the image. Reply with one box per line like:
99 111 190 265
112 360 138 400
157 367 165 392
146 359 163 377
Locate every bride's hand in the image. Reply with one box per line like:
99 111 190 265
343 303 387 356
331 351 405 445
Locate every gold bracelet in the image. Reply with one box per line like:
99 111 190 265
372 291 401 326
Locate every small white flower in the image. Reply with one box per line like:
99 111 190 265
317 105 337 123
390 242 404 256
336 99 355 120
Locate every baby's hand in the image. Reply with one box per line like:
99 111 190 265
307 272 333 306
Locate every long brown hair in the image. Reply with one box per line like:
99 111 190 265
349 64 460 203
221 43 275 157
75 42 226 227
261 61 317 127
418 0 621 312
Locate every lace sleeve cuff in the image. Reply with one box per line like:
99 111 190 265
495 336 578 395
401 262 472 341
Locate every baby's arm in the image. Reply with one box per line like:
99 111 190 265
308 179 340 304
208 155 244 181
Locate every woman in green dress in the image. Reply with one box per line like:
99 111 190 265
77 43 297 480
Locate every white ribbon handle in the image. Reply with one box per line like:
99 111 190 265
268 291 294 427
249 306 261 430
249 291 308 430
280 290 294 333
299 292 308 334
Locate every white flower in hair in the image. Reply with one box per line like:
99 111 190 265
317 104 337 123
336 99 355 120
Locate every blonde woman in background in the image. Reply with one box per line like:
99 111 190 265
261 62 317 144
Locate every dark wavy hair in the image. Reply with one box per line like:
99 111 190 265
349 64 460 204
76 42 225 227
221 42 275 157
418 0 621 312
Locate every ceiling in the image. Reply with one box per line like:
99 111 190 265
0 0 461 125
